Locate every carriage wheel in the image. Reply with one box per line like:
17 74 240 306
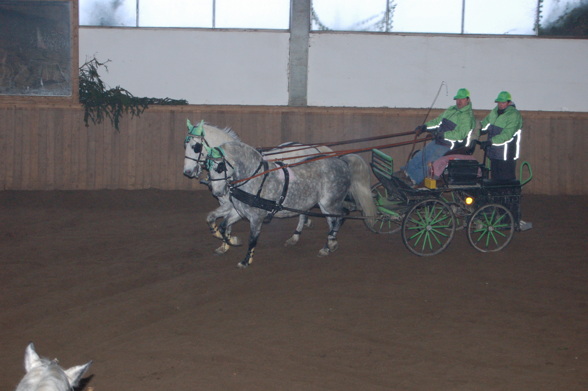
368 182 402 234
401 199 456 256
467 203 514 253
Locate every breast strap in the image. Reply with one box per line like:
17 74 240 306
229 161 289 220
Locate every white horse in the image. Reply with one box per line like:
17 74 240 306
205 141 377 268
183 119 335 254
15 343 92 391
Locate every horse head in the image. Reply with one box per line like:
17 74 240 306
16 343 92 391
183 119 207 178
205 145 233 198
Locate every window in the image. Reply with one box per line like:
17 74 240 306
139 0 212 28
79 0 587 37
80 0 290 29
1 0 77 99
311 0 538 35
80 0 136 27
311 0 586 36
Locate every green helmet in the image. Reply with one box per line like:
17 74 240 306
453 88 470 100
495 91 512 102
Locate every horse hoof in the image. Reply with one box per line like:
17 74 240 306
237 261 249 269
214 243 230 255
284 237 299 247
318 248 330 257
229 236 242 246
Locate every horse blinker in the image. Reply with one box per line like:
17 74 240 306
215 161 227 173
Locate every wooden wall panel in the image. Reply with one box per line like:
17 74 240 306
0 105 586 195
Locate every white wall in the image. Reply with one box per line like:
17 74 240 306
308 33 588 111
79 28 290 105
80 28 588 111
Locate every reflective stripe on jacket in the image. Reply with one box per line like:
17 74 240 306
425 103 476 149
480 104 523 161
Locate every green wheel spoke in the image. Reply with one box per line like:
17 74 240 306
467 204 514 253
369 182 402 234
402 199 455 256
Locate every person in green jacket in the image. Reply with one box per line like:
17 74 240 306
479 91 523 181
399 88 476 186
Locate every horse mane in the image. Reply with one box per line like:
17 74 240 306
204 123 241 141
222 127 241 141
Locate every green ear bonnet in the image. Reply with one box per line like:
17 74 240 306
205 146 226 171
185 119 205 143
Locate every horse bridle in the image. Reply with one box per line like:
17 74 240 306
205 149 267 194
205 148 238 185
184 135 210 166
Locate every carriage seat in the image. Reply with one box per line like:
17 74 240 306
431 155 481 181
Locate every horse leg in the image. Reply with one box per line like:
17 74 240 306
221 207 243 246
214 210 242 255
207 201 231 239
207 196 242 246
238 216 264 268
318 216 345 257
285 214 309 247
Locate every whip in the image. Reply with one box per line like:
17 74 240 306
408 81 448 166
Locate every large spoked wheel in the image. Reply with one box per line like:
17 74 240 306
402 199 456 256
467 203 514 253
368 182 402 234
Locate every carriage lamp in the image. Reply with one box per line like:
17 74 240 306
465 196 475 205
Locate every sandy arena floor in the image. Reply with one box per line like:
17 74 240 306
0 190 586 391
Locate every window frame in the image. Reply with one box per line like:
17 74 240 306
0 0 79 105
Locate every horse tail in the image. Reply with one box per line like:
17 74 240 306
340 154 377 229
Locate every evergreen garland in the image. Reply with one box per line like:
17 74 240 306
79 57 188 131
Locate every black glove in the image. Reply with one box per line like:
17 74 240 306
414 124 427 136
479 140 492 150
465 143 476 155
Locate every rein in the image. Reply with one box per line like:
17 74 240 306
231 136 432 185
259 131 415 156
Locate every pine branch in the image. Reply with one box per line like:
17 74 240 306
79 57 188 131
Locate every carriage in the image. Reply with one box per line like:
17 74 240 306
183 120 533 267
367 145 533 256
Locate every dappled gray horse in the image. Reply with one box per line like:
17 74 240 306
183 120 244 251
205 141 376 268
183 119 335 254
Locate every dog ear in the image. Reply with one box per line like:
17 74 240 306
64 361 92 387
23 343 41 372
